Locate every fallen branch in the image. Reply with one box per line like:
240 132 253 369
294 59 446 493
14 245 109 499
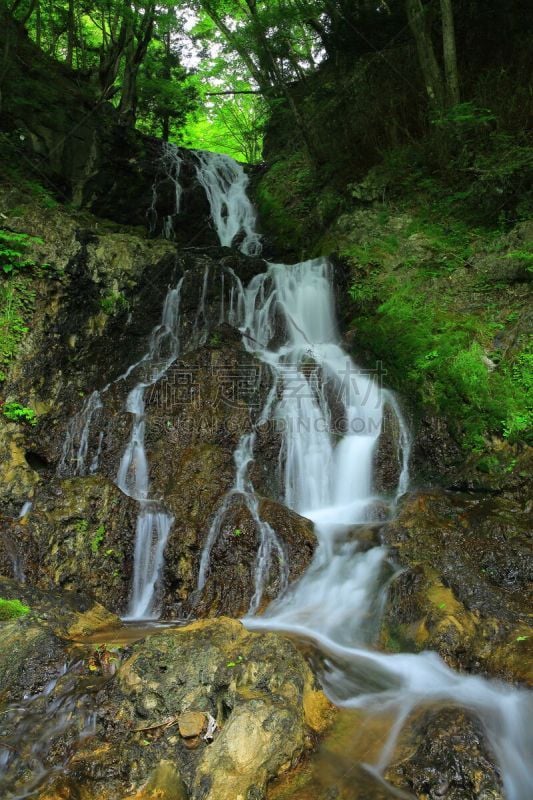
133 716 178 733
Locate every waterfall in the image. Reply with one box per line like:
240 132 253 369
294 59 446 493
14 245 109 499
148 141 183 239
118 277 185 620
54 143 532 800
191 155 532 799
194 150 262 256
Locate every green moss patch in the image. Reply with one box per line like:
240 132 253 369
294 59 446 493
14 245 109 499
0 598 30 620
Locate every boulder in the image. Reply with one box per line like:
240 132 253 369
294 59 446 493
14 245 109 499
380 489 533 681
44 617 333 800
386 707 504 799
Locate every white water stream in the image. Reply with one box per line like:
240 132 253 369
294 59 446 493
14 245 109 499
194 150 262 255
191 155 532 798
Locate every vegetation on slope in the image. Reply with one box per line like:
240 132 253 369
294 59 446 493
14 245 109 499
255 69 532 465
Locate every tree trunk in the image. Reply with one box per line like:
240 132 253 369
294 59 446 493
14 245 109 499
66 0 75 67
201 2 267 91
36 0 41 48
118 4 155 125
440 0 459 106
161 26 171 141
405 0 444 111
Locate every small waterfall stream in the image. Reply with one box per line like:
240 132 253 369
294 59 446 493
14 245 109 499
194 150 262 256
55 146 532 797
116 277 187 619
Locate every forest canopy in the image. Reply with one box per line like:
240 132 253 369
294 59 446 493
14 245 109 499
3 1 532 161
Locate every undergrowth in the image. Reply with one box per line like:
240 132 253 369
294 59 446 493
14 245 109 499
0 226 46 382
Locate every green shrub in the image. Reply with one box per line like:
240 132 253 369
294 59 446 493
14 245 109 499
353 272 531 450
0 228 45 382
0 229 42 275
99 291 128 315
2 401 37 425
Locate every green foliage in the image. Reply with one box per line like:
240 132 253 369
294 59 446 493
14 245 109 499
90 525 106 554
431 102 496 133
353 271 532 449
2 401 37 425
184 90 267 164
99 291 128 315
226 655 244 667
0 227 48 382
256 150 318 250
378 125 533 227
0 278 34 380
0 229 41 275
0 598 30 620
74 519 89 533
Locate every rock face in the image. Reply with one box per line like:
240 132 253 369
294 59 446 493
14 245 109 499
380 489 533 682
387 708 504 799
34 617 332 800
0 476 138 613
0 194 315 618
0 576 118 704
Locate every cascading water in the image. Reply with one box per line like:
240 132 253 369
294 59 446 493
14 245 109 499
54 144 532 798
57 148 264 620
191 157 532 798
116 277 188 620
194 150 262 256
148 141 183 239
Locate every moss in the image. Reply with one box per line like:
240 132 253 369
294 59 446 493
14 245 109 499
256 150 322 254
90 524 106 554
257 140 531 455
0 598 30 620
99 290 129 316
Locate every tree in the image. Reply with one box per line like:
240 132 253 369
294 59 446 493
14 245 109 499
7 0 198 135
405 0 460 112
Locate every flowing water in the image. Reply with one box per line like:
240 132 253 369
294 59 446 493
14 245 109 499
194 150 262 255
190 154 532 798
148 141 184 239
0 662 97 800
53 147 532 796
117 277 188 620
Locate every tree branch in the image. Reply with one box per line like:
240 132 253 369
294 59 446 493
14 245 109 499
205 90 262 96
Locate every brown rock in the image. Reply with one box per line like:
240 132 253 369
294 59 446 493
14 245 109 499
178 710 206 739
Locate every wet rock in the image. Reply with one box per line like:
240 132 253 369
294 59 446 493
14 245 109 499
0 420 40 515
178 710 206 739
0 618 65 705
0 575 119 640
131 761 188 800
0 576 118 703
373 401 403 495
189 495 316 618
0 477 138 615
386 707 504 799
61 618 332 799
380 490 533 681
